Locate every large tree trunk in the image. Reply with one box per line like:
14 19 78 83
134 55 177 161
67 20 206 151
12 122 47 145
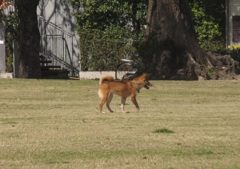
15 0 40 78
141 0 238 80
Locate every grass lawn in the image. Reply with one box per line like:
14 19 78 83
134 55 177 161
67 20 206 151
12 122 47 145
0 78 240 169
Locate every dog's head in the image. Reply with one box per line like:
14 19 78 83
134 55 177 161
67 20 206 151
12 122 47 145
134 73 152 89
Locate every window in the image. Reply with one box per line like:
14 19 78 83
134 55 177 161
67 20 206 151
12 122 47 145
232 16 240 43
0 22 4 44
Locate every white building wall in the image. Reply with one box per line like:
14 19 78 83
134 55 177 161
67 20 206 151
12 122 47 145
0 22 6 74
226 0 240 46
37 0 80 73
38 0 76 31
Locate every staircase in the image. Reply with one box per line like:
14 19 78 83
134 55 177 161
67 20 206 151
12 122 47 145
40 55 69 79
38 16 80 79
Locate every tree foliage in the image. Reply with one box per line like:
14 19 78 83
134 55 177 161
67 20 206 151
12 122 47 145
69 0 226 71
189 0 225 51
1 0 229 76
0 0 17 72
69 0 147 70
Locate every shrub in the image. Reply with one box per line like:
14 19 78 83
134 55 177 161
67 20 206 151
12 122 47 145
69 0 146 71
227 45 240 63
191 1 224 52
154 128 175 134
78 26 142 71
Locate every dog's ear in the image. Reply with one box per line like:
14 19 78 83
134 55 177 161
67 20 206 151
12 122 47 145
146 73 152 79
142 73 148 77
143 73 151 80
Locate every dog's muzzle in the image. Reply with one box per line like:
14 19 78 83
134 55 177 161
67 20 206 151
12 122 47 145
144 81 152 89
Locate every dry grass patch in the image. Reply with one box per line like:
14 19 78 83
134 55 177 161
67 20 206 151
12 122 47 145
0 79 240 169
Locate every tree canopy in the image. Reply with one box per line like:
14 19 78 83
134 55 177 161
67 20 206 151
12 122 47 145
1 0 238 79
69 0 147 70
69 0 229 77
189 0 225 51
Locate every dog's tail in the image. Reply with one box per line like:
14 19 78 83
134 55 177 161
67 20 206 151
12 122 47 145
99 75 114 85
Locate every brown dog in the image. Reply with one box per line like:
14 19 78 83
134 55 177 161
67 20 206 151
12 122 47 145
98 73 152 113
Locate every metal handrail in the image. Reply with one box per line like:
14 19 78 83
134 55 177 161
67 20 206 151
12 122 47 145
38 16 79 77
38 16 73 37
41 52 79 77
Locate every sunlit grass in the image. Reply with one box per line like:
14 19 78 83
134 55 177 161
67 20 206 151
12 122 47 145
0 78 240 168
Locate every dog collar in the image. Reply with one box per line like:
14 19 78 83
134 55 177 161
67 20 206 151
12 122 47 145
133 81 140 93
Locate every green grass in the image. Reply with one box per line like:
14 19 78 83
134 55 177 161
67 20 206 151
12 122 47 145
154 128 175 134
0 78 240 169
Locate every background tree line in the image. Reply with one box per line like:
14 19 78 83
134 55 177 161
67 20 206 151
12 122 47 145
1 0 40 78
1 0 238 79
69 0 226 71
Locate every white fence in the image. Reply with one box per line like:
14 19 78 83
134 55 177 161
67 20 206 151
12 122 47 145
79 71 134 80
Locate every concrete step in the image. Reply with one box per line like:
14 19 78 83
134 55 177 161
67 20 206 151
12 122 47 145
40 60 52 65
41 69 69 79
40 65 61 70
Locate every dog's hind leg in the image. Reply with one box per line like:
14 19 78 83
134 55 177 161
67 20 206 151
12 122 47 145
121 97 128 113
98 90 108 113
106 93 114 112
99 97 108 113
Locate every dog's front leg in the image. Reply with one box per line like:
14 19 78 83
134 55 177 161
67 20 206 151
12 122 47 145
131 95 139 112
121 97 128 113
